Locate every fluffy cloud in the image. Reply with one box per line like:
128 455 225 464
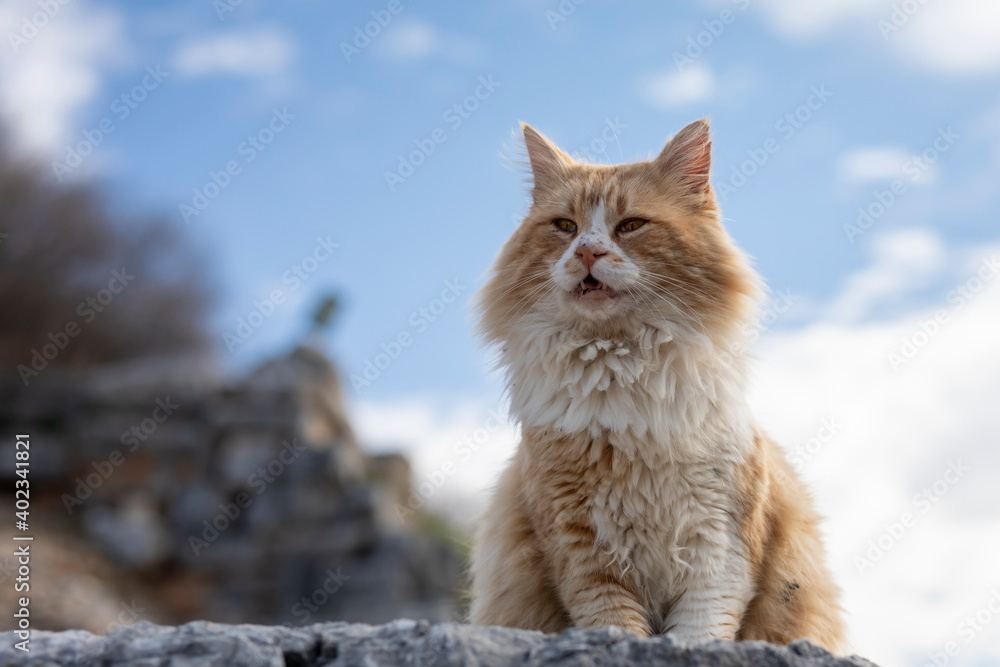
890 0 1000 75
752 231 1000 665
372 18 485 65
751 0 884 37
0 0 127 154
825 228 946 321
754 0 1000 74
352 396 519 527
838 146 912 183
639 63 716 108
375 20 437 60
354 228 1000 666
172 27 295 79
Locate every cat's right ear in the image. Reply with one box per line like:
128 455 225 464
654 118 712 198
521 123 571 192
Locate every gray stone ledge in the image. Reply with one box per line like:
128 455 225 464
0 619 879 666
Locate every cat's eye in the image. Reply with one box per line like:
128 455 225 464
617 218 647 233
553 218 577 233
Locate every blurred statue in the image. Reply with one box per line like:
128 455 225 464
248 295 367 486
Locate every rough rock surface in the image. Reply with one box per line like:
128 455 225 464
0 619 878 666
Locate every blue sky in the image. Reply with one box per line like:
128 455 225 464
2 0 998 402
3 1 1000 664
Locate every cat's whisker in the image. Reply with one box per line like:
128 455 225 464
508 280 563 329
642 273 724 305
643 285 710 333
630 278 709 334
490 270 554 302
631 288 703 335
509 282 560 327
496 279 557 327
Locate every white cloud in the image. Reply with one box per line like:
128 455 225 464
377 21 438 60
826 228 947 321
839 144 939 187
752 0 883 37
0 0 127 154
751 235 1000 666
172 28 295 79
640 63 715 109
838 146 910 182
892 0 1000 75
373 18 485 65
352 395 519 527
352 228 1000 666
754 0 1000 74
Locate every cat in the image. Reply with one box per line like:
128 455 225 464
468 119 845 652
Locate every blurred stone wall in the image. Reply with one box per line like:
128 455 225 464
0 347 465 632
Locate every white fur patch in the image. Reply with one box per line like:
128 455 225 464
551 198 641 295
588 199 606 233
499 317 754 462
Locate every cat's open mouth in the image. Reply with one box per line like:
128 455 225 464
576 274 615 298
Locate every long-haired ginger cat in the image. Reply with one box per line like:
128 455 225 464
469 120 845 652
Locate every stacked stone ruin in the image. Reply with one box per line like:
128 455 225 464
0 347 463 631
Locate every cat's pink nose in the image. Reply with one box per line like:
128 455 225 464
576 244 607 272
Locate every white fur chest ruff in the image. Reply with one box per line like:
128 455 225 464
501 320 754 460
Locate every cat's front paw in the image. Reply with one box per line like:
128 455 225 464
664 626 735 645
578 611 651 638
610 622 651 639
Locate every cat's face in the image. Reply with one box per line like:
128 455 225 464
478 120 759 344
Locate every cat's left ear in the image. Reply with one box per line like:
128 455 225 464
654 118 712 197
